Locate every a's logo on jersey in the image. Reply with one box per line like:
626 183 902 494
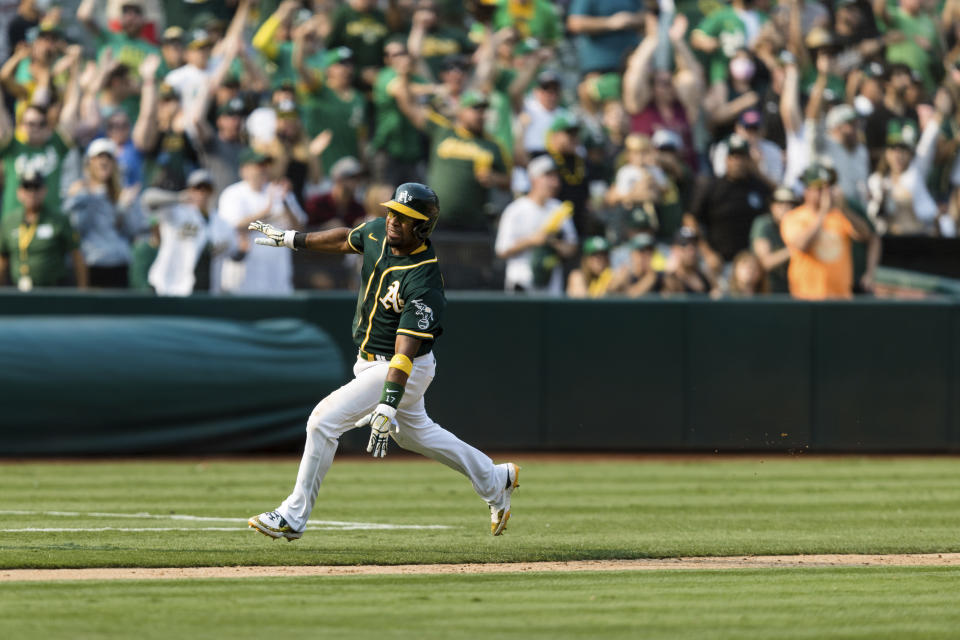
379 280 404 313
411 299 433 330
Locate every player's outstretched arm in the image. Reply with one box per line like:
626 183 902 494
356 334 421 458
248 221 355 254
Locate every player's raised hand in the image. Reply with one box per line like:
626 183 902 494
248 220 292 248
356 404 399 458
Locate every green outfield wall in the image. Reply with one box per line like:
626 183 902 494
0 291 957 454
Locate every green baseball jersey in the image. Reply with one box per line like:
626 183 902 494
491 0 562 44
0 206 79 286
371 67 426 162
420 26 473 78
0 131 71 219
347 217 445 357
301 84 368 171
96 31 161 82
425 111 508 230
326 4 389 70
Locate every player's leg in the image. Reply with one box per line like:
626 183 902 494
393 355 518 535
393 395 506 500
249 359 384 539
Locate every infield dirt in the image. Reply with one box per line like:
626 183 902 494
3 553 960 582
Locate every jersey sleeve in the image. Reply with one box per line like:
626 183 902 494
346 221 366 253
398 287 444 342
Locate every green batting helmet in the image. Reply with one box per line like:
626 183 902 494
381 183 440 240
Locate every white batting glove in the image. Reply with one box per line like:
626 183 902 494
356 404 399 458
248 220 297 249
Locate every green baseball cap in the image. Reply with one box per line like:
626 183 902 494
549 112 580 133
582 236 611 255
459 91 490 109
629 232 656 251
590 73 621 102
514 37 540 57
239 148 271 166
885 119 917 148
324 46 355 67
801 163 838 187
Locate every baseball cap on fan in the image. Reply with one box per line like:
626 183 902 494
17 166 45 189
86 137 118 159
652 129 683 151
526 155 557 179
187 169 214 189
330 156 364 181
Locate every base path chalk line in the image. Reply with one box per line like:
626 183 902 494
0 510 452 531
4 554 960 583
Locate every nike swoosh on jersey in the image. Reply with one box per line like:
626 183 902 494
369 233 378 241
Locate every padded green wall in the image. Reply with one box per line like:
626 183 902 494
1 292 957 453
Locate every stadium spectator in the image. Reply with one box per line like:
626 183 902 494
159 26 185 73
727 250 769 296
542 112 598 235
77 0 160 84
141 168 236 295
408 0 473 80
750 185 796 294
867 90 953 236
304 156 367 230
187 95 245 200
609 231 665 297
863 62 918 168
650 128 691 243
711 108 783 188
297 45 369 178
623 13 702 170
0 166 87 289
781 164 875 300
490 0 562 45
607 132 662 210
217 147 305 296
326 0 389 88
103 108 143 190
495 154 577 294
566 0 643 76
0 66 80 218
663 227 718 296
132 54 199 190
568 235 614 298
688 133 771 273
519 70 565 158
394 81 509 230
370 37 428 185
64 137 143 288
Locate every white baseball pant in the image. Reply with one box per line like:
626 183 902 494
276 352 508 531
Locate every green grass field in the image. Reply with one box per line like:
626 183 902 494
3 456 960 638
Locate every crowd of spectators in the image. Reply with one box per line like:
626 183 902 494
0 0 958 300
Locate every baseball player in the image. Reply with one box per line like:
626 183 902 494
246 182 519 540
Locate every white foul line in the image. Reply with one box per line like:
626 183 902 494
0 510 452 531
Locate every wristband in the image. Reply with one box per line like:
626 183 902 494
389 353 413 376
379 380 405 409
293 231 308 249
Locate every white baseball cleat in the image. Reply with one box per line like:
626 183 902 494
489 462 520 536
248 510 303 541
